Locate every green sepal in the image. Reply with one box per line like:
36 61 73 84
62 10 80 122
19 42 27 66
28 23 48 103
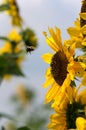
0 4 9 11
70 80 76 87
17 127 30 130
20 28 38 53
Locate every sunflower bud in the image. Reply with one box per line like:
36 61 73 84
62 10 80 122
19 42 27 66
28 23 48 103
20 28 38 53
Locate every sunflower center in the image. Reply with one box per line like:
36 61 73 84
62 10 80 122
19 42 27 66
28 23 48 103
50 51 68 86
66 101 85 129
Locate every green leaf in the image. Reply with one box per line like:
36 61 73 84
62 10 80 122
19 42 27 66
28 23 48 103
0 4 9 11
17 127 30 130
0 36 10 42
8 63 24 76
0 53 24 77
70 80 76 87
0 113 14 120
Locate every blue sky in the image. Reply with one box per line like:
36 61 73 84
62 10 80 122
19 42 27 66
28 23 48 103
0 0 82 113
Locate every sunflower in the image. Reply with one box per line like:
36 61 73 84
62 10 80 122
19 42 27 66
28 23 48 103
64 17 86 49
42 27 85 105
47 86 86 130
65 0 86 48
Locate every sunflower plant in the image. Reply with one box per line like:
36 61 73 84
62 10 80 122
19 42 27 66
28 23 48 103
42 0 86 129
0 0 38 83
0 0 39 129
0 0 22 27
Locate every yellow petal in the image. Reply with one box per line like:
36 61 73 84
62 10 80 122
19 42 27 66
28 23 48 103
76 117 86 130
69 43 75 55
48 27 63 51
82 37 86 46
82 72 86 86
65 86 76 103
42 53 53 64
64 39 73 47
79 88 86 104
0 42 12 54
54 27 63 50
43 76 54 88
74 18 80 28
53 91 67 109
67 27 80 37
8 30 21 42
46 37 58 52
48 113 67 130
45 82 60 103
80 12 86 20
81 25 86 35
43 68 54 88
64 37 82 49
45 67 51 79
61 74 71 92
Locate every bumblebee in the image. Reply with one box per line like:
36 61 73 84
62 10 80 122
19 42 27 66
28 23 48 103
26 46 35 53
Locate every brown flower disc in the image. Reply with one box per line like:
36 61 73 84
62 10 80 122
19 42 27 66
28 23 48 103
50 51 68 86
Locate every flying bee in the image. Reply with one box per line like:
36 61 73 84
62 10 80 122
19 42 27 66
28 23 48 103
26 46 35 53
